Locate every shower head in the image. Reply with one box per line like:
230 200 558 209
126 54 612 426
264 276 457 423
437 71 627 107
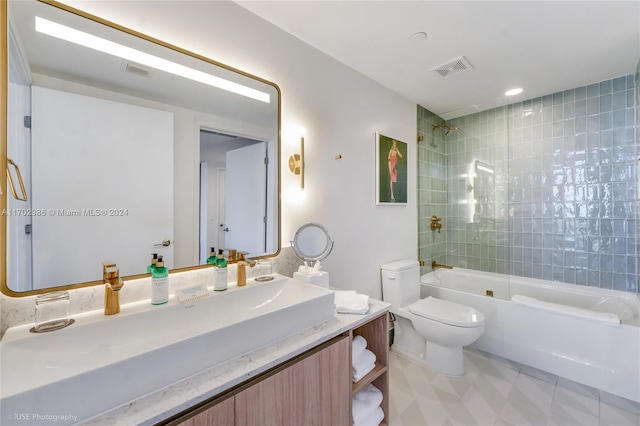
431 123 458 135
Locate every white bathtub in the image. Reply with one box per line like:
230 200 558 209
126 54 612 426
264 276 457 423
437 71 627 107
420 268 640 403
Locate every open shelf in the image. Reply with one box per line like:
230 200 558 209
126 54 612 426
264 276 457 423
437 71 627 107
350 312 389 426
352 362 387 394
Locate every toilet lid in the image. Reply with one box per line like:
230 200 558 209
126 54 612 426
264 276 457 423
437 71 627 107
408 297 485 328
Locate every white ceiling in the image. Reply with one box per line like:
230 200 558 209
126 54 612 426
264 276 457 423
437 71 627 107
236 1 640 120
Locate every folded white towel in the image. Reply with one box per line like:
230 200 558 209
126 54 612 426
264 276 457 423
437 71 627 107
335 290 369 314
352 398 378 425
353 348 376 371
353 405 384 426
354 383 383 406
352 385 383 424
352 335 367 360
352 362 376 382
352 349 376 382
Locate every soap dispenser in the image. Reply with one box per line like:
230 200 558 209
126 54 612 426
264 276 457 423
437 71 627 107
151 255 169 305
214 249 228 291
206 247 216 265
147 253 158 273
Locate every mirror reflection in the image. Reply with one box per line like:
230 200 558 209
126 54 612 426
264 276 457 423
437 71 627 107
4 0 280 294
473 160 495 223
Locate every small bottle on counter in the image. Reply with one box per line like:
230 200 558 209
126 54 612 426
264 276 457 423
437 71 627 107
206 247 216 265
147 253 158 273
151 255 169 305
214 249 228 291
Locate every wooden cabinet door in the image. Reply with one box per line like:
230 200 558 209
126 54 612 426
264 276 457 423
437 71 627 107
177 394 234 426
235 336 350 426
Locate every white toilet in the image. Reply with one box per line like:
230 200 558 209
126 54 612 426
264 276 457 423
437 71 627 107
381 259 485 376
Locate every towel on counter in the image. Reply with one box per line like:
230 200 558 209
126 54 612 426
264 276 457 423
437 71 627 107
352 349 377 382
352 335 367 360
352 385 384 424
335 291 369 315
354 383 383 406
353 405 384 426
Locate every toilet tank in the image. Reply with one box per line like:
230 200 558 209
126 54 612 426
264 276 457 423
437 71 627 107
380 260 420 308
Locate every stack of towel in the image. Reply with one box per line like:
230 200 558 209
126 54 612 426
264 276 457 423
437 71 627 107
352 335 376 382
335 291 369 315
352 336 384 425
352 384 384 426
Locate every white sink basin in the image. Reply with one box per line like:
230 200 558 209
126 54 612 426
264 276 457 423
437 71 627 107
0 275 335 424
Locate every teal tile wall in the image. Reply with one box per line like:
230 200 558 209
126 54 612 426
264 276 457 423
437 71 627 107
417 74 638 293
417 106 447 276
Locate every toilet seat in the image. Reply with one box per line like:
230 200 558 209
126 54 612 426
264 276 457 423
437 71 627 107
408 297 485 328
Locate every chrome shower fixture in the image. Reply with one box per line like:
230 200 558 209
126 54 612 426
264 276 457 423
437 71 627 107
431 123 458 135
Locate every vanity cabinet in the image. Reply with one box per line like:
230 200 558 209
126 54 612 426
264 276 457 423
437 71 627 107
170 335 350 426
351 312 389 426
235 335 350 425
167 312 389 426
176 394 234 426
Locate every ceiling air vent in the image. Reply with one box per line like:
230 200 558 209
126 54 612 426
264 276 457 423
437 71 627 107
431 56 473 78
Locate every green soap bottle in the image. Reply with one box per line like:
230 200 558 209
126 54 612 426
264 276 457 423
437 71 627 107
147 253 158 273
206 247 217 265
214 249 227 291
151 255 169 305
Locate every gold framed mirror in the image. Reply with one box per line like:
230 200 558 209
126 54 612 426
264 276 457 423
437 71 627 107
2 0 281 297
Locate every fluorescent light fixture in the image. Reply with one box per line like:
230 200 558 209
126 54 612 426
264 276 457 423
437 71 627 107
505 88 523 96
35 17 270 103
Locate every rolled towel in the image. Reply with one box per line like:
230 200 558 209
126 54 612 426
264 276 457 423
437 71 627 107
352 362 376 382
335 290 369 314
354 384 383 407
353 405 384 426
352 335 367 360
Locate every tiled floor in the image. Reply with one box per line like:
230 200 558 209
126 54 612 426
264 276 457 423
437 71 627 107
388 348 640 426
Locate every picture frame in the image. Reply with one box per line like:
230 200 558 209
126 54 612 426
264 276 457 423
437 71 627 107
375 132 408 205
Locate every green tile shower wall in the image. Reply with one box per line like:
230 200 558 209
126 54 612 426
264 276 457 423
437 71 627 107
417 107 447 276
417 74 639 293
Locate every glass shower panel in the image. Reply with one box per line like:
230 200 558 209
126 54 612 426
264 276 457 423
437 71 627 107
417 104 511 298
445 108 511 296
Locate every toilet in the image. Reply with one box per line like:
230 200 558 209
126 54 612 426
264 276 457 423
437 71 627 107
381 259 484 376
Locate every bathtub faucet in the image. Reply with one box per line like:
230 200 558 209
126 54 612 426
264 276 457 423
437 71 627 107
432 261 453 270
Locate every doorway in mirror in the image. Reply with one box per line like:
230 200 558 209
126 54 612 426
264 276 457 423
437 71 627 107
199 129 274 263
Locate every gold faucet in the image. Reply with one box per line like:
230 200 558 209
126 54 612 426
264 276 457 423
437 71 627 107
103 262 124 315
225 248 238 262
237 260 256 286
430 215 442 233
432 261 453 270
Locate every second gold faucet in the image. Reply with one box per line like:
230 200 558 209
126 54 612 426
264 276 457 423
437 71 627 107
237 260 256 286
103 262 123 315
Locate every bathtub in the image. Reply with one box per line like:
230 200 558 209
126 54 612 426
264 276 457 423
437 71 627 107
420 268 640 403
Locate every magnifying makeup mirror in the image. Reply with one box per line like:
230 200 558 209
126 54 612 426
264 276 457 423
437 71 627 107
291 222 334 267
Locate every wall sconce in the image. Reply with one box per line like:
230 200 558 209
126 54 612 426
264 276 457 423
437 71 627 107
288 135 305 189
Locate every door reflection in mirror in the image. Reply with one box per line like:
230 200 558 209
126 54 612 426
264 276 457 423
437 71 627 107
199 130 274 262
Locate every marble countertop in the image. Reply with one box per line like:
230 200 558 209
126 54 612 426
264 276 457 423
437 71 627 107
81 298 390 425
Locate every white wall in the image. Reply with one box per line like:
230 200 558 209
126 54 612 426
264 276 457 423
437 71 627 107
61 0 417 299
